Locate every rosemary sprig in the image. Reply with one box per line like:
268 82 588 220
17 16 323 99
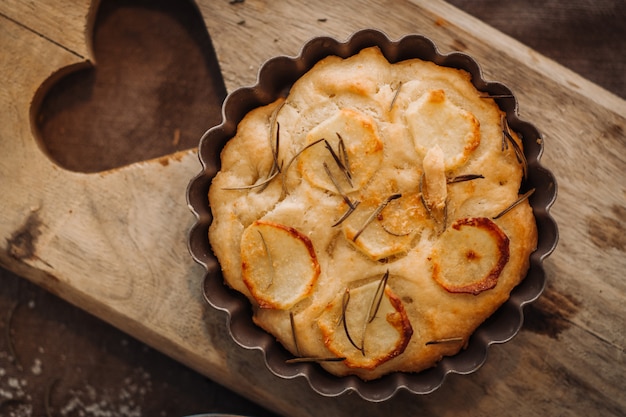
366 270 390 324
332 200 360 227
340 270 391 358
493 188 535 220
268 122 281 174
256 106 283 192
269 102 285 172
506 134 528 180
336 133 351 183
341 288 365 355
419 173 433 218
380 222 413 237
447 174 484 184
500 114 509 152
258 230 275 289
289 311 300 356
287 312 345 363
285 356 346 364
222 168 282 191
420 173 448 233
324 162 352 206
352 194 402 242
323 161 360 228
501 114 528 179
325 138 353 187
425 337 464 345
281 138 326 194
389 81 403 111
222 103 284 192
256 123 281 193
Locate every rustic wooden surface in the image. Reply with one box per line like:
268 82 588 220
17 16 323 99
1 0 625 416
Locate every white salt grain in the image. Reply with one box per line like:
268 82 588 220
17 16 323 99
30 358 42 375
8 377 20 388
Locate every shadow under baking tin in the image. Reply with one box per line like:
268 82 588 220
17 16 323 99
187 29 558 401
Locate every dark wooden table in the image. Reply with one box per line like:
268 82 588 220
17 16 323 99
1 1 624 416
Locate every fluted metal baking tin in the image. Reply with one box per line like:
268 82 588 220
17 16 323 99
187 29 558 402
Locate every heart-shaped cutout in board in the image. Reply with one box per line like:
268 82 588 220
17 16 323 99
34 0 227 173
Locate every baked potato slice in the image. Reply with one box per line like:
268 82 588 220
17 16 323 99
406 89 480 171
342 193 427 261
430 217 510 295
298 108 383 193
241 220 320 309
318 277 413 370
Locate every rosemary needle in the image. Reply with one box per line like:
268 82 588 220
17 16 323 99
500 114 528 179
336 133 352 184
341 289 365 355
500 114 510 152
323 161 348 204
281 138 325 194
389 81 403 111
285 356 346 364
289 311 300 356
258 230 275 289
352 194 402 242
257 122 281 192
418 173 433 218
269 102 285 173
366 270 390 324
332 200 360 227
325 139 352 187
227 103 284 192
493 188 536 220
323 162 356 209
426 337 464 346
221 168 281 191
447 174 484 184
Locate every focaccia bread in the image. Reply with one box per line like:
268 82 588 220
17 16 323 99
208 47 537 380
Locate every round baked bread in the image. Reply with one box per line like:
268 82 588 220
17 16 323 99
208 47 537 380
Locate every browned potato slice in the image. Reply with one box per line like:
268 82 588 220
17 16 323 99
241 220 320 309
342 194 427 260
318 278 413 370
298 108 383 193
430 217 510 295
406 89 480 170
377 193 430 237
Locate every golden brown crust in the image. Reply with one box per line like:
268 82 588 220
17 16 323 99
208 47 537 380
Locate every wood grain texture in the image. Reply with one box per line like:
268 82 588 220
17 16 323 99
1 1 624 416
447 0 626 99
0 0 96 59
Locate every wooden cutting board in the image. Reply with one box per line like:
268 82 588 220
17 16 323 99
1 1 624 416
